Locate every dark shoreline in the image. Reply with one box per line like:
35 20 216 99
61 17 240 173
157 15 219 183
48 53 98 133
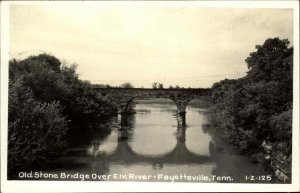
203 111 291 183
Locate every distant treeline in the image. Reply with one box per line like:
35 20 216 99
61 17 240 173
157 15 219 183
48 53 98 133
210 38 293 166
93 82 205 89
8 54 119 175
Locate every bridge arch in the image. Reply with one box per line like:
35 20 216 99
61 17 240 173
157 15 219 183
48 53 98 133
122 95 194 128
93 87 210 117
123 94 194 112
88 125 212 166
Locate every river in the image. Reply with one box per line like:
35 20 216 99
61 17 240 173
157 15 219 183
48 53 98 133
47 100 275 183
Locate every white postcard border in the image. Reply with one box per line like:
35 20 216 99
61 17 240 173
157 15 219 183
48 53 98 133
1 1 299 192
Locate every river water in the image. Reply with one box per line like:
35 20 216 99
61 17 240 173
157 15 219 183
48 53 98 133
48 101 275 183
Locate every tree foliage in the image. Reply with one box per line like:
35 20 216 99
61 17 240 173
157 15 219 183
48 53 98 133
8 54 118 174
121 82 134 88
8 78 68 174
210 38 293 159
152 82 164 89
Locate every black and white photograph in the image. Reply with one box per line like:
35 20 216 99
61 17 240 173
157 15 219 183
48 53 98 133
0 1 299 192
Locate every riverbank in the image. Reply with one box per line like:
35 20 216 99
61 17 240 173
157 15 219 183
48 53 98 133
204 111 291 183
207 38 293 183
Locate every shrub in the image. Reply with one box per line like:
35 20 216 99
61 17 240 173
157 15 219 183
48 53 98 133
8 78 68 174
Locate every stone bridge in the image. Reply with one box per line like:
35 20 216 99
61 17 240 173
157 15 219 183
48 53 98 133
93 87 210 127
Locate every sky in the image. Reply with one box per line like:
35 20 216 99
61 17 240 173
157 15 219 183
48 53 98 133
9 4 294 88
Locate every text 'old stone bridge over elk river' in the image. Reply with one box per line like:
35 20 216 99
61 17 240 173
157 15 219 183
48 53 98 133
92 87 211 127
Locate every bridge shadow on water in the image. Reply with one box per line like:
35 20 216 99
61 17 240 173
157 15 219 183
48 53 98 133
86 113 212 173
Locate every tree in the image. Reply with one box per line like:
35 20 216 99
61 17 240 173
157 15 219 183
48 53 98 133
210 37 293 161
169 85 174 89
152 82 164 89
158 83 164 89
121 82 134 88
152 82 158 89
246 38 292 82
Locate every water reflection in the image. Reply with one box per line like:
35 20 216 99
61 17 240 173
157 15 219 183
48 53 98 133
184 109 212 156
49 103 274 183
87 105 212 169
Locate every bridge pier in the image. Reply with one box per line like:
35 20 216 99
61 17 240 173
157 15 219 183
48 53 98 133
177 124 186 142
119 113 129 140
120 97 136 114
170 94 193 128
118 129 129 141
120 112 130 128
119 112 134 141
177 111 187 127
